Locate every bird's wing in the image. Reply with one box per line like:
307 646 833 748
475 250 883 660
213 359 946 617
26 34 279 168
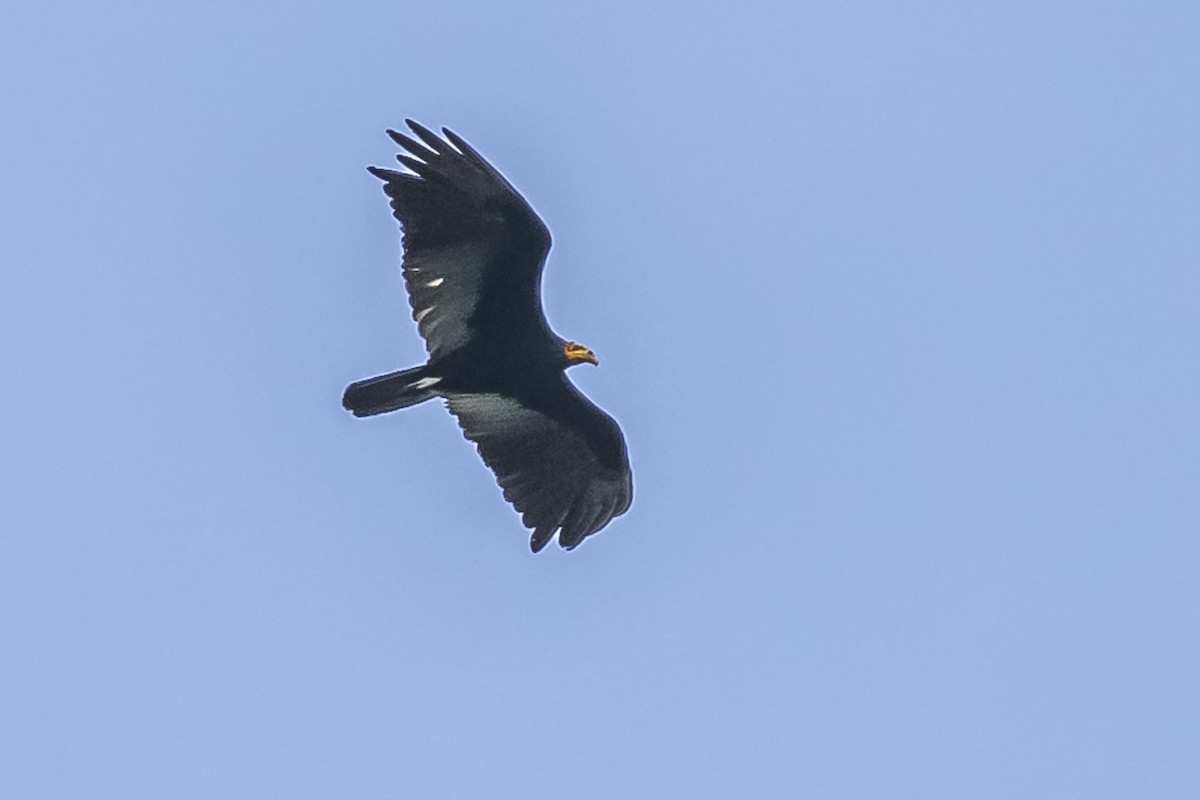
368 120 553 360
446 384 633 552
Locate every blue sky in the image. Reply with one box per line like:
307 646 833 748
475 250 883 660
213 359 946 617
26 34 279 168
3 1 1198 797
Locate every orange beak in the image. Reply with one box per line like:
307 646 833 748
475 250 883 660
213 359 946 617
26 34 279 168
564 341 598 365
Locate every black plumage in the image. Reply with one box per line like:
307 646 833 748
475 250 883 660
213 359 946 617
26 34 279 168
343 120 632 552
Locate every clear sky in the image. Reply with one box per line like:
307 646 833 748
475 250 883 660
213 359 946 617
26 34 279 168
3 1 1198 797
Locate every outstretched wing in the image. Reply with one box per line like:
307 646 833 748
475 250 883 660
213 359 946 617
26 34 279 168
367 120 553 360
447 383 633 552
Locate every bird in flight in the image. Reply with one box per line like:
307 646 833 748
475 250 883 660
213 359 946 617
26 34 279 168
343 120 633 552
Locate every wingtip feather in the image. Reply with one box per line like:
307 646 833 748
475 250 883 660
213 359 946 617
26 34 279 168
396 154 427 174
405 119 450 153
441 128 482 162
389 130 437 161
530 527 553 553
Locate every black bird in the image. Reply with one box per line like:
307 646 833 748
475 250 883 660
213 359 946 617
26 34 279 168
343 120 633 552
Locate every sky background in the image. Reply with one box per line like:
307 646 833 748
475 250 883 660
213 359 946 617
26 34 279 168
3 1 1198 797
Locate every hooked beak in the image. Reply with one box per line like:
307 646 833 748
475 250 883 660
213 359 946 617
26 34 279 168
564 341 599 366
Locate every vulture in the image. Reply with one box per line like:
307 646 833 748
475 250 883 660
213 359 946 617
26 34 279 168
343 120 633 552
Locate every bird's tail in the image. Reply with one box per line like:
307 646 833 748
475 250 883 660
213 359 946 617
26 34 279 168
342 365 442 417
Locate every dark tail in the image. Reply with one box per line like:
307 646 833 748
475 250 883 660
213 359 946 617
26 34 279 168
342 365 442 417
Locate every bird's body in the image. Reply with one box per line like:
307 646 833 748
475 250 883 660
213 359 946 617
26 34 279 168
343 120 632 552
